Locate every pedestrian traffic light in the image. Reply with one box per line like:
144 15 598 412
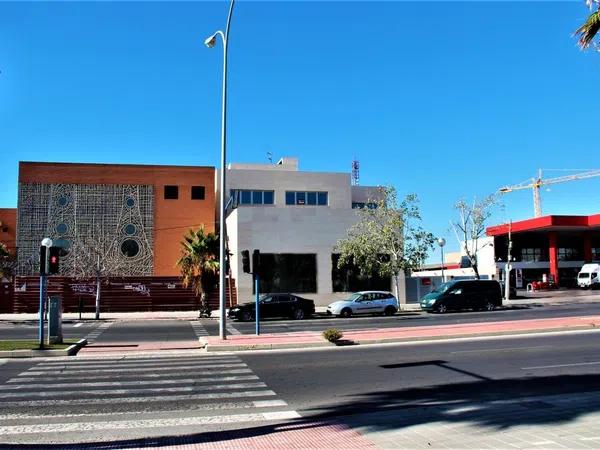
48 247 60 275
241 250 250 274
252 249 260 277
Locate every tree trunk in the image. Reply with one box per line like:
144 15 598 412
393 273 401 306
472 263 480 280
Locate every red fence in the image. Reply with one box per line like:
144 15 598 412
8 276 237 313
0 282 13 313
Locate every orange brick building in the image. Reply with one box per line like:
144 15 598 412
16 162 215 276
0 208 17 255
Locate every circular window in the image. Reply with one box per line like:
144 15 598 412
53 238 71 256
57 196 69 207
121 239 140 258
56 223 68 235
126 198 135 207
124 224 136 235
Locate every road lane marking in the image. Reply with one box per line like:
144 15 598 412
22 362 246 375
0 410 302 435
38 355 236 366
0 400 289 421
0 390 277 407
522 361 600 370
226 324 241 335
452 345 553 354
11 368 252 382
0 382 268 399
0 375 259 390
73 323 83 328
35 357 239 369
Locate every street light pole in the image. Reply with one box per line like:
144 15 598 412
437 238 446 283
206 0 235 340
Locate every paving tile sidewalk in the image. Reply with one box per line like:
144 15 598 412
200 315 600 351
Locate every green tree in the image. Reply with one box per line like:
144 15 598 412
177 227 220 315
0 242 13 280
575 1 600 49
336 187 435 301
451 195 497 280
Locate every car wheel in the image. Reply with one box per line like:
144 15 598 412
242 310 254 321
340 308 352 318
436 303 448 314
384 306 397 316
484 301 495 311
292 308 305 320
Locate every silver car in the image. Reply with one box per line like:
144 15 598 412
326 291 399 318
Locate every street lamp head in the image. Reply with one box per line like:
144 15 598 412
41 237 53 248
204 33 218 48
437 237 446 248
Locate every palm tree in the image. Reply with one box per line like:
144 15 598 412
575 2 600 49
176 227 220 315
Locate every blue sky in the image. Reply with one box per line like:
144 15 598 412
1 1 600 257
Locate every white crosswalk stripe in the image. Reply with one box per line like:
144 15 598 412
190 320 210 337
0 354 300 444
83 322 113 343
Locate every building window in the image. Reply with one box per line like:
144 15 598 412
255 253 317 293
164 185 178 200
124 224 136 236
558 247 581 261
331 254 390 292
121 239 140 258
191 186 205 200
521 248 542 262
285 191 328 206
126 197 136 208
231 190 274 206
56 223 68 235
352 202 378 209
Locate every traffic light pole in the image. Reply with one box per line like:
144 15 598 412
255 274 260 336
38 273 46 350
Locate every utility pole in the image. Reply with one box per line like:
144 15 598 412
505 221 512 302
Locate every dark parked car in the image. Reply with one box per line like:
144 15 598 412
228 293 315 321
420 280 502 313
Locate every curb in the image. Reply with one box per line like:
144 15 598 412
0 338 87 358
200 324 598 352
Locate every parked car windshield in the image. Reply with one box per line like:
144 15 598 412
432 282 457 294
345 293 362 302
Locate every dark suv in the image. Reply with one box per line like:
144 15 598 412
420 280 502 313
228 293 315 321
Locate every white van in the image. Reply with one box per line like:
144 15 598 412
577 263 600 288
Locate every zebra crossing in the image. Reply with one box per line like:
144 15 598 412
0 353 300 445
83 321 113 343
190 320 209 338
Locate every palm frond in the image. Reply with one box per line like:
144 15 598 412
575 10 600 49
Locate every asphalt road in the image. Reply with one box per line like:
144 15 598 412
0 320 100 341
220 300 600 335
2 330 600 447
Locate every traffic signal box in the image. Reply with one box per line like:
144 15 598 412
48 247 60 275
241 250 250 274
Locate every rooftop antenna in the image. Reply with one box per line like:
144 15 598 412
351 158 360 186
267 152 273 163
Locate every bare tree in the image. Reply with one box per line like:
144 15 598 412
69 229 129 320
0 242 16 281
450 195 498 279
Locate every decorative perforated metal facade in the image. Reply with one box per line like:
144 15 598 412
17 183 154 276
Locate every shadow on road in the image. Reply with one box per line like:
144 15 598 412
4 371 600 449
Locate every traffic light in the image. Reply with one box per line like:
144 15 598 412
39 246 47 275
252 249 260 277
48 247 60 275
241 250 250 274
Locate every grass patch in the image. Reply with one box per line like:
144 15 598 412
0 340 78 351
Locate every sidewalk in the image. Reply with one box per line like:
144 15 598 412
199 315 600 351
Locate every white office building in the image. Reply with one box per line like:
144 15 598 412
219 157 404 306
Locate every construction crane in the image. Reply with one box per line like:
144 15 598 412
498 169 600 218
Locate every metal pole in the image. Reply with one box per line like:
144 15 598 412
505 221 512 302
217 0 235 340
255 274 260 336
440 246 445 283
38 273 45 349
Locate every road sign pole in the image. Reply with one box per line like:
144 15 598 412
39 273 46 349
